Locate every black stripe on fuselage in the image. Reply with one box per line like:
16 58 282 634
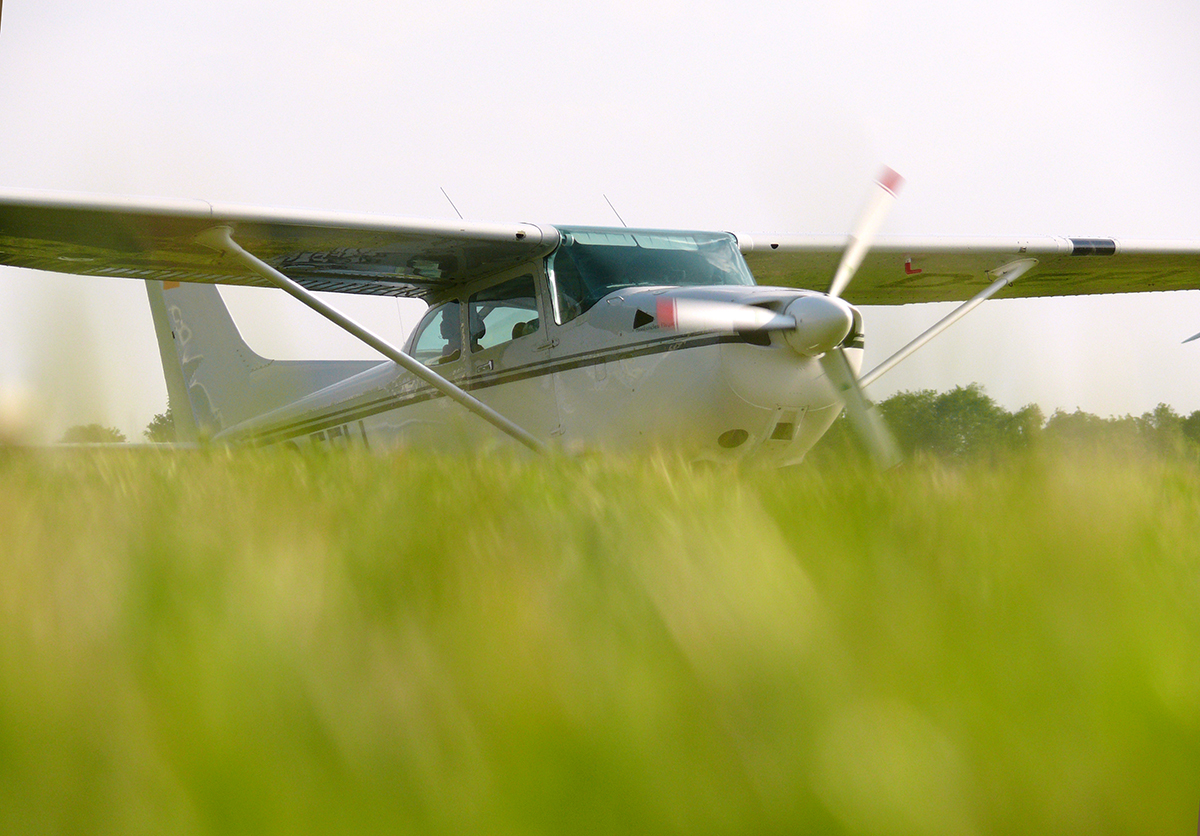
1069 238 1117 256
237 333 742 446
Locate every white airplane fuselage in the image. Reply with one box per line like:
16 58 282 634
216 278 861 465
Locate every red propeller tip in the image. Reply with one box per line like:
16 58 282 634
876 166 904 196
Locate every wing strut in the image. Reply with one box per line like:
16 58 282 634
194 225 549 454
859 258 1038 389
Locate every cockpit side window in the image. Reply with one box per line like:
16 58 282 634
410 301 463 365
467 274 539 352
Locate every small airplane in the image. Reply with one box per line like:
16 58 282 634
2 170 1200 465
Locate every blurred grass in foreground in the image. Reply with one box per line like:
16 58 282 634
0 447 1197 835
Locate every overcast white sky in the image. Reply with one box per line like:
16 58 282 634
2 0 1200 440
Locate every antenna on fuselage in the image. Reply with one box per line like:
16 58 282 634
440 187 464 220
603 194 628 228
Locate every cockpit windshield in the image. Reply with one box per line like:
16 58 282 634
549 228 755 322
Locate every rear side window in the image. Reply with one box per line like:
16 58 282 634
467 274 539 352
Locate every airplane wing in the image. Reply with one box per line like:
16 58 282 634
4 188 1199 305
0 189 558 299
737 234 1200 305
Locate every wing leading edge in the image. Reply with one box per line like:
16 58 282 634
738 234 1200 305
0 189 558 299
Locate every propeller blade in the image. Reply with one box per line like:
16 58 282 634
656 297 795 332
827 166 903 299
819 348 901 469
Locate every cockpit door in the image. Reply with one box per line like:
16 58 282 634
462 267 562 441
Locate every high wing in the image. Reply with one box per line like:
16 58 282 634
4 188 1200 305
0 189 558 299
738 235 1200 305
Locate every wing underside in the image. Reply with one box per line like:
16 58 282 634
739 235 1200 305
0 190 558 299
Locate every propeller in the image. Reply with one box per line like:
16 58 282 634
817 167 903 468
659 167 904 467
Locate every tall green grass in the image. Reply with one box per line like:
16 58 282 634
0 447 1197 834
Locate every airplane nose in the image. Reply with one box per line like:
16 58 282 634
781 295 855 357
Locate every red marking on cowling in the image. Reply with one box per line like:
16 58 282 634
904 258 922 276
656 298 676 329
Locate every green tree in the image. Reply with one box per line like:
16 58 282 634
1136 403 1186 456
1007 403 1046 450
878 384 1039 460
144 406 176 442
1042 405 1195 458
60 424 127 444
1182 410 1200 447
876 388 939 455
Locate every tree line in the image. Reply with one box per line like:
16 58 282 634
814 383 1200 463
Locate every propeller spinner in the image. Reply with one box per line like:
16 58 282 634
655 294 854 357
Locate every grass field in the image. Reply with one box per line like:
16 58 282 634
0 446 1197 834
